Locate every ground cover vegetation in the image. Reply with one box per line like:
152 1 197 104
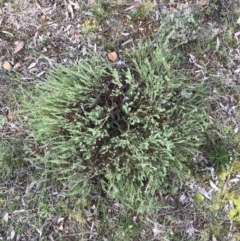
1 0 240 240
23 34 210 212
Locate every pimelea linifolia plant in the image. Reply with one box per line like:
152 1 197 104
23 39 209 211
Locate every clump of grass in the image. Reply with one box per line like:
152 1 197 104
22 36 210 212
0 136 25 178
129 1 155 22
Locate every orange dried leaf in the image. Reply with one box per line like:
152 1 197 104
170 7 178 13
14 63 21 69
107 51 119 62
197 0 208 6
3 61 12 70
89 0 95 5
6 112 15 122
75 35 81 43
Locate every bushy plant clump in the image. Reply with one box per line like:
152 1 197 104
24 42 209 210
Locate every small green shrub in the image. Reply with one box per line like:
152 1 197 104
23 40 209 211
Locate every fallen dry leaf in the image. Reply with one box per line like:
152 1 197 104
170 7 178 13
75 35 81 43
209 180 220 191
212 235 217 241
13 41 24 54
25 181 37 194
237 17 240 25
10 229 15 240
183 2 189 8
14 63 21 69
57 217 65 223
107 51 119 62
234 31 240 40
89 0 95 5
6 112 15 122
28 62 37 69
124 2 141 12
209 116 214 124
3 61 12 70
70 0 80 9
228 178 240 184
67 3 74 19
215 37 220 52
58 223 64 231
41 7 52 14
3 213 9 222
70 29 75 35
197 0 208 6
198 187 212 200
12 209 26 215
